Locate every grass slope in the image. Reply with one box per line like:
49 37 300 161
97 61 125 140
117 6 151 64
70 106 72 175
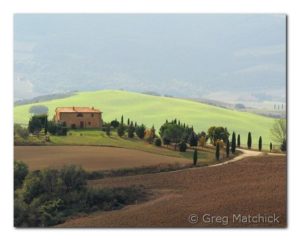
14 90 276 147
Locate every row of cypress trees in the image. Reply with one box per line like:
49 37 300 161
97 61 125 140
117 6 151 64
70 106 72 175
216 132 265 161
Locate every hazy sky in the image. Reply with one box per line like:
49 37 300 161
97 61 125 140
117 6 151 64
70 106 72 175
14 14 286 102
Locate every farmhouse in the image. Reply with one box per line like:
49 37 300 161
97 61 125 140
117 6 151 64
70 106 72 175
54 107 103 129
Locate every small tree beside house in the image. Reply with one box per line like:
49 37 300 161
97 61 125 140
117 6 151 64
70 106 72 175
28 114 48 135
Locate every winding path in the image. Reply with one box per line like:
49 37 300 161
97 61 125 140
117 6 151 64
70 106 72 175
209 148 263 168
209 148 286 168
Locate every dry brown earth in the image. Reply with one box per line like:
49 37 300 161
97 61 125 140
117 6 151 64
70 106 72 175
14 146 191 171
58 154 286 228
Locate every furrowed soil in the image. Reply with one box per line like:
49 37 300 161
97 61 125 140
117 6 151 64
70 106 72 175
14 146 192 171
58 155 286 227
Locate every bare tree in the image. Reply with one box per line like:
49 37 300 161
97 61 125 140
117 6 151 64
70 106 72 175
270 119 286 144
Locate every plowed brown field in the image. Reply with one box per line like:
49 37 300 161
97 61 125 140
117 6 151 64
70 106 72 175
14 146 191 171
58 154 286 228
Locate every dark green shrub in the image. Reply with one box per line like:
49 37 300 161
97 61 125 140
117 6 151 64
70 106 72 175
14 161 29 190
154 138 162 147
162 137 171 145
60 165 86 192
135 124 146 139
48 121 68 136
28 114 48 134
117 124 125 137
179 142 187 152
127 124 135 138
23 171 45 204
110 119 120 128
28 117 42 134
188 131 198 147
280 139 287 151
14 124 29 139
47 121 57 135
39 199 64 226
14 165 148 227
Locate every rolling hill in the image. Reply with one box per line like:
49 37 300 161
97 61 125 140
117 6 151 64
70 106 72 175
14 90 277 148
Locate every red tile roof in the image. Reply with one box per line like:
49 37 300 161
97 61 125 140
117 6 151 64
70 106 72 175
55 107 101 113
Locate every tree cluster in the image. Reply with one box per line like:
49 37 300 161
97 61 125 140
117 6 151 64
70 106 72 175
207 126 230 145
159 119 194 151
14 162 146 227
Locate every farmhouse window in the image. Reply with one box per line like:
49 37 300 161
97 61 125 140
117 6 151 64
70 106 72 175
88 122 91 125
91 113 94 117
77 113 83 117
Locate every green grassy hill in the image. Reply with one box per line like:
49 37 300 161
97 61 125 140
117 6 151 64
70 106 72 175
14 90 277 148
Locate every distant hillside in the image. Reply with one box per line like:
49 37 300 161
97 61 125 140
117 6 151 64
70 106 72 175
14 91 76 106
14 90 277 146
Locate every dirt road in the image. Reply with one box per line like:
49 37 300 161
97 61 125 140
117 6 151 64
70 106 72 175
210 148 263 167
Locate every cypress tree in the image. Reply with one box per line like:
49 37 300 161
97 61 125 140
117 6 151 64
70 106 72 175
121 115 124 125
237 134 240 147
226 139 230 158
258 136 262 151
216 142 220 161
117 124 125 137
193 149 198 166
135 124 146 139
188 131 198 147
128 123 134 138
231 132 236 153
247 132 252 149
270 142 273 152
127 118 130 126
